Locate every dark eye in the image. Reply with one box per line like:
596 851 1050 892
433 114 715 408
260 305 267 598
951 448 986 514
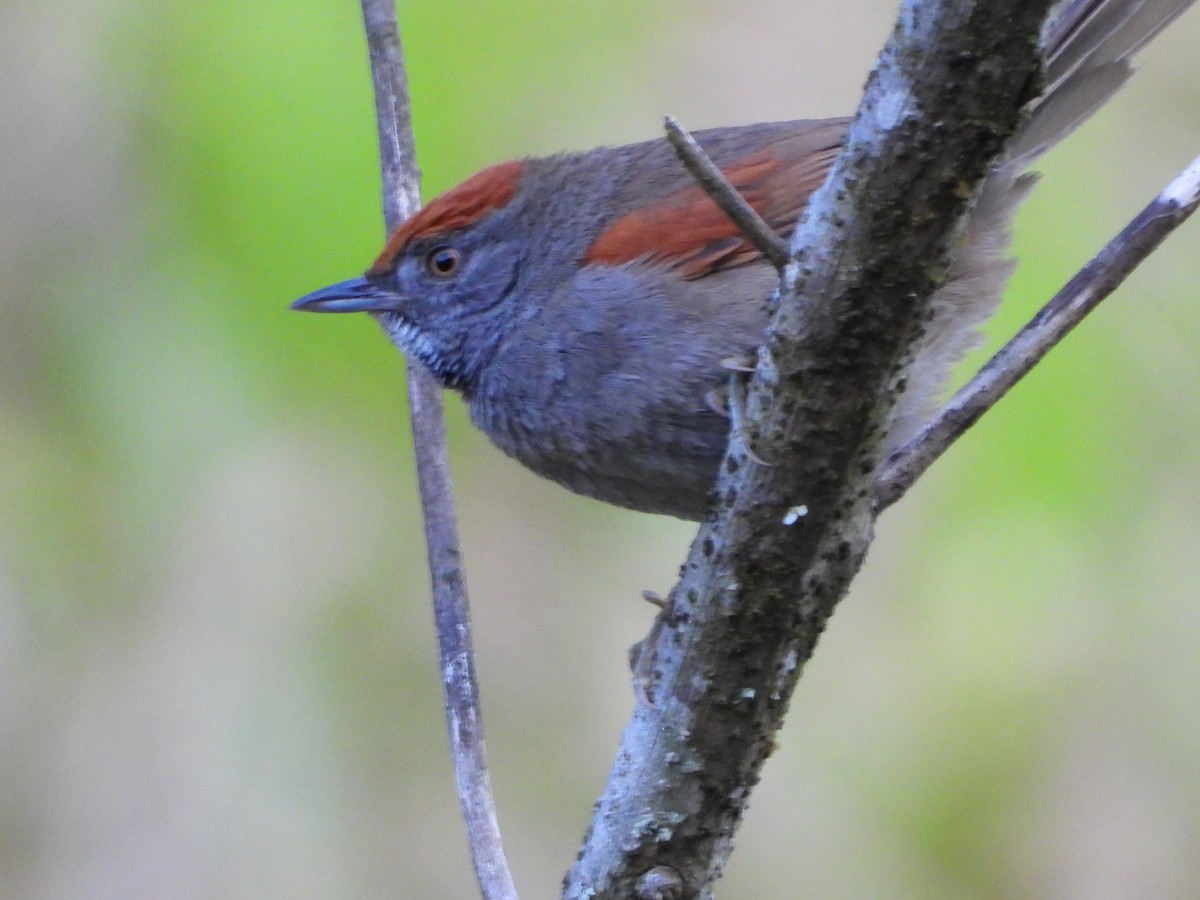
426 246 462 277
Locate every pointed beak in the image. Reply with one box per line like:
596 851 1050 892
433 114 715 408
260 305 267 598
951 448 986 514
290 276 399 314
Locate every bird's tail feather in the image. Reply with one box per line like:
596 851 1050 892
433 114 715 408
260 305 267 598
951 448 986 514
888 0 1193 449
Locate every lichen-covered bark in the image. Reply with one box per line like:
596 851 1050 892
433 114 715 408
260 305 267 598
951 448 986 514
564 2 1054 897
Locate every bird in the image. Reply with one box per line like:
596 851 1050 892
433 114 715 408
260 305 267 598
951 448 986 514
294 0 1195 521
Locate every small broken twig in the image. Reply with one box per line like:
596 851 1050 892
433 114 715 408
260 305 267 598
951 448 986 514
664 115 791 269
875 151 1200 511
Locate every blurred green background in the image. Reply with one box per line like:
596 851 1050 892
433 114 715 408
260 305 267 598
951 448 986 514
2 1 1199 897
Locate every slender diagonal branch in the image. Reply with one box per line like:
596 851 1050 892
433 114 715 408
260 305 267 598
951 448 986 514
875 150 1200 510
358 3 517 898
664 115 791 268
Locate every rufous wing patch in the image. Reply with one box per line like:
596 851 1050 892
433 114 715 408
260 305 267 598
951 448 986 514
369 160 526 274
584 144 841 279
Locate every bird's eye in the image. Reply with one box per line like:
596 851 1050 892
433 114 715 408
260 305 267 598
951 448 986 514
426 246 462 277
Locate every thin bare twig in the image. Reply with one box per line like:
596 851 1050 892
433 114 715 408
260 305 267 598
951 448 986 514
664 115 791 269
358 3 517 898
875 151 1200 510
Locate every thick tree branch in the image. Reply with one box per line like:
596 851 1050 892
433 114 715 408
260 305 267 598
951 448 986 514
565 2 1055 897
358 3 517 898
875 150 1200 510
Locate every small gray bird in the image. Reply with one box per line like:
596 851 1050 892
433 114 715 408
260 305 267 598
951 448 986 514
295 0 1195 520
